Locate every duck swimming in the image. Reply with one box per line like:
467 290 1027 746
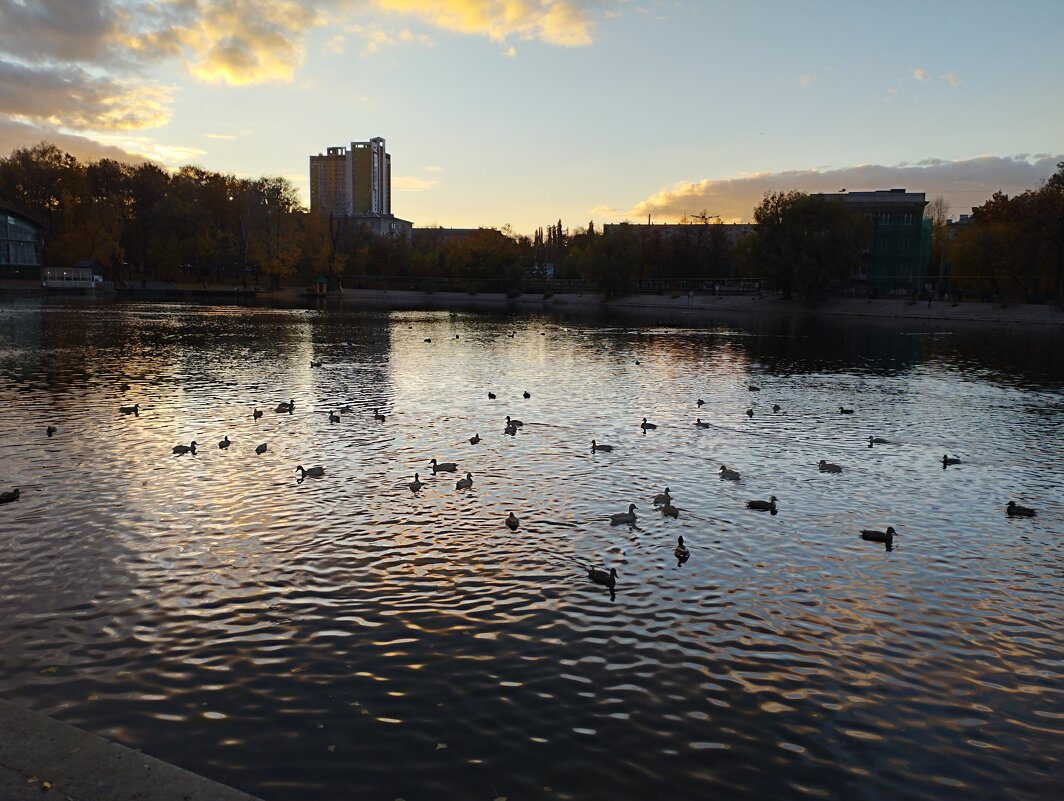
674 536 689 561
695 418 710 428
218 435 231 449
0 488 19 504
839 407 855 414
120 403 139 415
373 408 386 422
506 415 523 427
746 495 778 513
587 566 617 590
455 472 474 490
275 400 294 414
818 460 843 473
329 411 340 423
641 417 657 430
430 458 458 473
868 436 889 445
860 526 897 549
942 454 961 467
172 441 197 455
1006 501 1036 518
506 512 519 530
591 440 613 452
610 504 638 525
469 433 481 444
255 443 267 455
719 465 741 481
652 488 672 505
408 473 423 492
296 465 325 478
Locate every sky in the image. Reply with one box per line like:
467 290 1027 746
1 0 1063 235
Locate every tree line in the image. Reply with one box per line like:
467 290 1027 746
2 143 1061 302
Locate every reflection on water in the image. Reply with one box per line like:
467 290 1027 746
1 300 1062 801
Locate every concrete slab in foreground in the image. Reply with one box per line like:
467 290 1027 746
0 698 264 801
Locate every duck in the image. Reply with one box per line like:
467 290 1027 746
487 392 496 399
296 465 325 478
942 454 961 467
868 436 889 445
652 487 672 506
275 399 294 413
674 536 690 561
310 360 322 368
455 472 474 490
469 433 481 444
253 408 263 419
255 443 267 455
591 439 613 452
120 403 140 415
746 408 754 418
1006 501 1036 518
609 504 638 525
329 411 340 423
523 391 531 399
424 338 431 343
746 495 778 512
504 424 517 436
119 382 131 391
587 566 618 590
373 408 386 422
408 473 423 492
695 418 710 428
508 331 515 338
172 441 197 455
218 435 231 449
748 385 761 392
696 398 705 407
640 417 657 430
46 425 56 437
860 526 897 548
0 488 20 504
430 458 458 473
506 512 519 530
505 415 523 427
772 404 781 412
839 407 855 414
340 405 353 414
818 459 843 473
718 465 741 481
661 501 679 518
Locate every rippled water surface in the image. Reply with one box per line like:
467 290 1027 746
1 300 1062 800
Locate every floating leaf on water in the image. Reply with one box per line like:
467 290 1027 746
41 781 53 791
327 745 335 752
87 694 99 701
40 666 57 673
290 667 302 673
435 743 447 750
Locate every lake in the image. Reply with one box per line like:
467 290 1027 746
1 299 1062 800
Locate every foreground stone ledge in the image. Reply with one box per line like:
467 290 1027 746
0 698 263 801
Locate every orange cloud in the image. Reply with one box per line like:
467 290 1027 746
372 0 597 46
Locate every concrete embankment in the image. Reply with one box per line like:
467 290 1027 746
0 698 263 801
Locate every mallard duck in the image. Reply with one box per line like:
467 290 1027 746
255 442 267 455
505 415 523 427
310 360 322 368
0 488 20 504
119 382 131 391
275 399 293 413
46 425 56 437
718 465 741 481
942 454 961 467
860 527 897 548
340 405 353 414
430 458 458 473
587 566 617 589
408 473 423 492
748 385 761 392
120 403 139 415
1006 501 1036 518
745 408 754 418
610 504 638 525
746 495 778 512
253 408 263 419
696 399 705 407
424 338 432 343
641 417 657 430
504 424 517 436
506 512 519 530
772 404 781 412
218 435 231 449
172 441 197 455
373 408 386 422
469 433 481 444
818 459 843 473
868 436 889 445
329 411 340 423
674 536 689 560
661 501 679 518
455 472 474 490
523 391 531 398
296 465 325 478
591 439 613 452
488 392 496 399
839 407 855 414
695 418 710 428
652 487 672 505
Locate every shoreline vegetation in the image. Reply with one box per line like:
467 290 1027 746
2 278 1062 327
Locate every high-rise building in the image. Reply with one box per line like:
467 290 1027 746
310 137 391 217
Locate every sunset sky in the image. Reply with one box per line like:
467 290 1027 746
1 0 1062 234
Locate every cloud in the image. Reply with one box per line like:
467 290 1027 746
797 74 817 88
425 165 443 172
625 155 1064 223
942 72 961 87
912 68 928 81
393 175 440 191
0 60 172 130
0 0 121 64
0 117 148 163
372 0 600 46
87 134 207 166
349 24 434 56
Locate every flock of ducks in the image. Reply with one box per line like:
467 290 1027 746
2 352 1044 600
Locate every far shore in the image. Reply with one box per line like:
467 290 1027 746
3 278 1063 328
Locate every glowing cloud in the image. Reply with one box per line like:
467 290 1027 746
912 68 928 81
372 0 598 46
